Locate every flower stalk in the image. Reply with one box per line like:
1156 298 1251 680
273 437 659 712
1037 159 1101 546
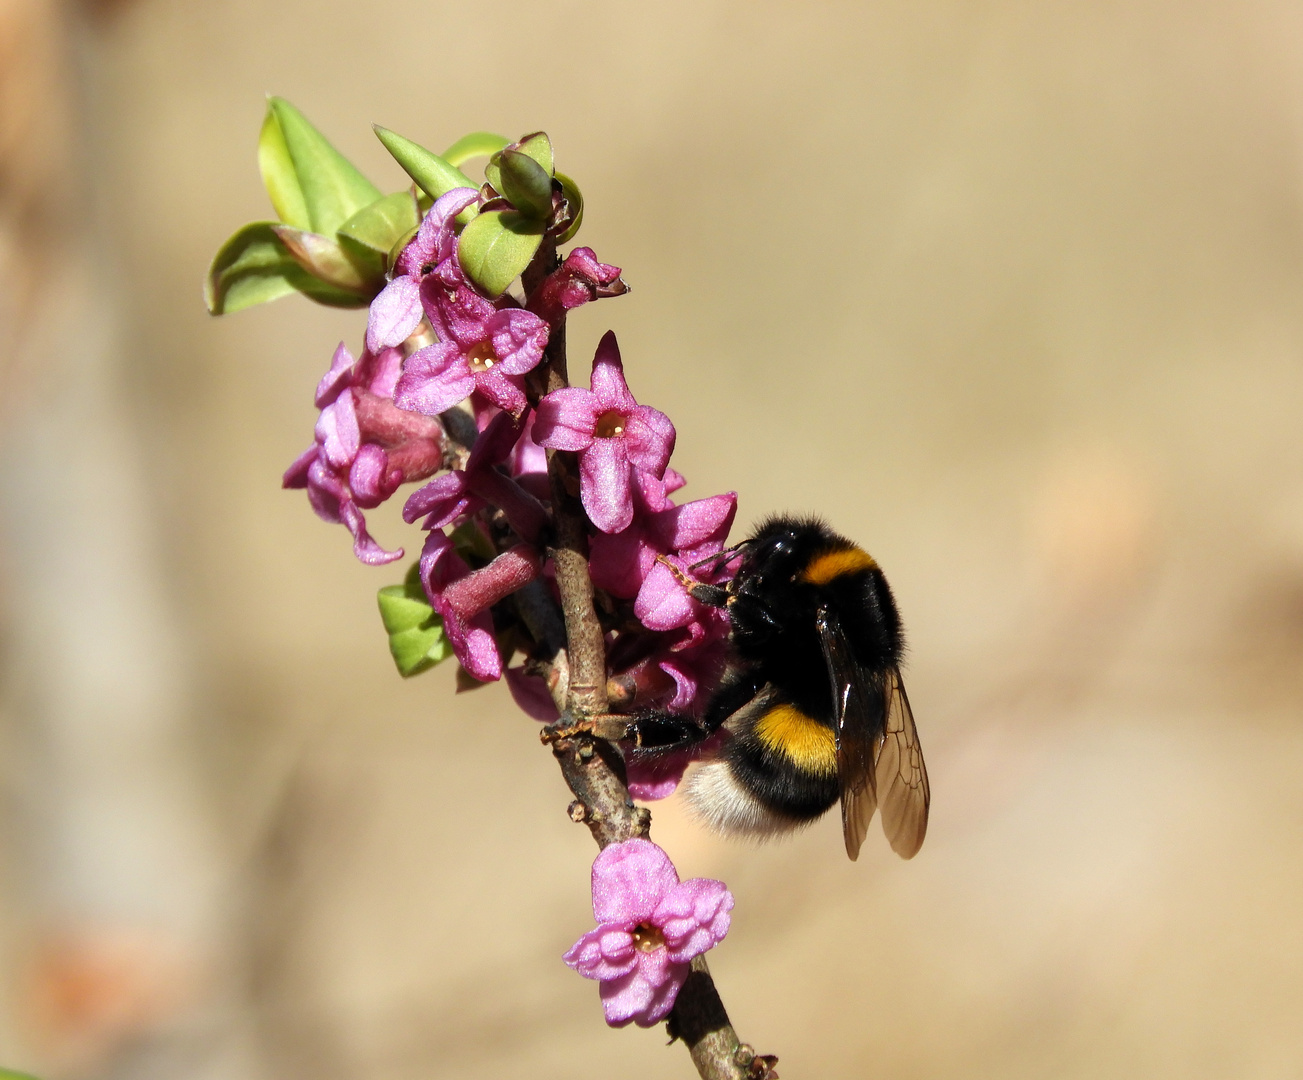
525 240 775 1080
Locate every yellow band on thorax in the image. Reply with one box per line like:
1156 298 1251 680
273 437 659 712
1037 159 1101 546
755 704 837 776
801 545 877 585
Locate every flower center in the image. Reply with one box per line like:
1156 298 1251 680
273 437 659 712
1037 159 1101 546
467 341 499 372
595 409 627 438
631 923 666 953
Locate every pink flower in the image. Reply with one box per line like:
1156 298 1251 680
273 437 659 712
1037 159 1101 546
365 187 480 354
533 331 675 533
590 492 737 603
564 839 733 1028
528 246 628 326
284 342 444 565
394 260 549 419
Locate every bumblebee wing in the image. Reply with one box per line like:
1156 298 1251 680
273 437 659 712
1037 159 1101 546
816 606 882 861
876 667 930 858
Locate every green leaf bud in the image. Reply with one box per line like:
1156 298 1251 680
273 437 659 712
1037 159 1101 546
337 190 420 272
442 132 510 169
498 149 554 219
205 222 366 314
373 126 478 225
377 564 453 678
264 97 382 235
272 225 383 295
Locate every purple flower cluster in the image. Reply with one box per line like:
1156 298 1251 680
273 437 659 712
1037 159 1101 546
274 131 743 1036
565 839 733 1027
284 182 737 797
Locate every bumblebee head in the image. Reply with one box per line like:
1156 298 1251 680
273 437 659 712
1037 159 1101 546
727 515 902 669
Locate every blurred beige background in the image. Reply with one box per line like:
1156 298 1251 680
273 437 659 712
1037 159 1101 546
3 1 1303 1077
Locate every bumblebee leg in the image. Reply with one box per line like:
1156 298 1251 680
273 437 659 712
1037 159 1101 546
624 667 767 757
540 714 630 744
624 711 714 753
654 554 729 608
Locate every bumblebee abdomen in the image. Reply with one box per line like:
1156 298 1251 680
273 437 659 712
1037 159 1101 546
753 703 837 777
684 698 839 839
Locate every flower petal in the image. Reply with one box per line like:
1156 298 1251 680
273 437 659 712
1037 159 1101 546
591 838 680 924
349 443 398 508
630 952 688 1027
486 308 549 375
422 268 497 346
283 445 317 489
626 752 691 801
314 341 355 408
504 666 560 722
316 389 359 469
654 493 737 555
563 926 637 981
655 878 734 963
580 438 635 534
473 370 529 418
533 387 599 451
338 498 404 566
402 472 480 528
589 330 637 412
622 406 676 477
394 342 475 416
366 276 423 353
442 606 502 681
589 522 657 599
361 346 404 399
597 968 655 1028
634 560 697 631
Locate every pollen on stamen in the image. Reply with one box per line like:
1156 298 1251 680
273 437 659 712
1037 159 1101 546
467 341 498 372
631 923 666 952
595 409 627 438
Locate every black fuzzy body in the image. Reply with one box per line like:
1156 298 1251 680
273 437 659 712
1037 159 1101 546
626 515 904 834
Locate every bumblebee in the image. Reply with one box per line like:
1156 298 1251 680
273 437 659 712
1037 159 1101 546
626 515 929 860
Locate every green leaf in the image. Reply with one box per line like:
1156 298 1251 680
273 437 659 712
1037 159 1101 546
205 222 366 314
554 171 584 243
377 564 453 677
272 225 381 294
514 131 554 175
456 210 544 298
442 131 509 168
258 108 310 228
373 126 477 225
337 190 420 272
484 131 553 196
498 149 554 219
266 97 382 235
0 1071 42 1080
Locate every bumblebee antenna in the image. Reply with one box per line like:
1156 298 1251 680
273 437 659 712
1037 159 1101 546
688 540 750 573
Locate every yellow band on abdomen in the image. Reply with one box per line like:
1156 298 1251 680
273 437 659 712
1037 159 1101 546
755 704 837 776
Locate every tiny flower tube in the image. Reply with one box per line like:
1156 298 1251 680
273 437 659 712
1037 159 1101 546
438 543 542 629
564 838 734 1028
419 530 542 681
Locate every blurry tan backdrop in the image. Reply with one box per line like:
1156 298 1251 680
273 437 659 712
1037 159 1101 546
3 1 1303 1078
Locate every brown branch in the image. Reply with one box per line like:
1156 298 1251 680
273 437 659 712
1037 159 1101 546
525 239 777 1079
